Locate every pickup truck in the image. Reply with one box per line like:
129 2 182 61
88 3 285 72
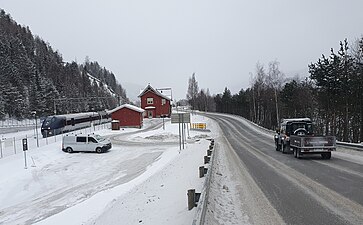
274 118 336 159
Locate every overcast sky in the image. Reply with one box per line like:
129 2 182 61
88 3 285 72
1 0 363 100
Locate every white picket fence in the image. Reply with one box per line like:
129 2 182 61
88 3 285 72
0 123 111 159
0 118 39 128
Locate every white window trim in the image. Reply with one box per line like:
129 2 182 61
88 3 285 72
147 97 153 104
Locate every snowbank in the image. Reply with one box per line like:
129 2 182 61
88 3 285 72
0 115 214 225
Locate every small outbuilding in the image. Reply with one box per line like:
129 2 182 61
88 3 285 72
111 120 120 130
109 104 145 128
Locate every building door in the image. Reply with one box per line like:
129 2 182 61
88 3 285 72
148 110 153 118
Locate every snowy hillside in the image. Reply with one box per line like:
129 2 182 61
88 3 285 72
86 72 117 97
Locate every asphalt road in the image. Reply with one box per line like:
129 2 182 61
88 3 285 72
207 113 363 225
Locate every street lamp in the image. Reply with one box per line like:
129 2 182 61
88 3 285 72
91 108 95 131
31 111 39 147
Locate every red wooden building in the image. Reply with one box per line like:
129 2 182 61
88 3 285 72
138 84 171 118
109 104 145 128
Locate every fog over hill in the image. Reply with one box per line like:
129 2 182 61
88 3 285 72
123 82 145 103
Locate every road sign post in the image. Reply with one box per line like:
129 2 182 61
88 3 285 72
182 114 185 149
171 113 190 150
160 115 166 130
178 114 181 151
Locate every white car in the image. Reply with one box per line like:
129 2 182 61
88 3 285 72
62 134 112 153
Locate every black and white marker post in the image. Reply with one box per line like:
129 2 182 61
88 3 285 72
22 138 28 169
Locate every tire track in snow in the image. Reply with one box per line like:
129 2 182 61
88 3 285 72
213 115 363 225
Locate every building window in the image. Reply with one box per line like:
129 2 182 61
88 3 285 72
147 98 153 104
162 99 166 105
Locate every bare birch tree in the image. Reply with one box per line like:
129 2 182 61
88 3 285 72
267 60 285 126
186 73 199 110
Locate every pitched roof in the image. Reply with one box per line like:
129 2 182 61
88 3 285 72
138 84 171 101
109 104 145 114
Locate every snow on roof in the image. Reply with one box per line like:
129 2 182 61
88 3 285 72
145 106 156 109
109 104 145 114
156 88 172 100
54 112 96 118
138 84 171 101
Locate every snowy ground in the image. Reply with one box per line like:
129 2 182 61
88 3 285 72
1 112 363 225
0 115 214 225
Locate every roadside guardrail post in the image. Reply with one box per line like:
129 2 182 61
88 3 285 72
210 139 214 148
199 166 205 178
188 189 202 210
199 166 209 178
195 192 201 205
190 138 217 223
188 189 196 210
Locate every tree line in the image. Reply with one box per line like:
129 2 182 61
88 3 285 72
0 9 128 119
186 73 215 112
187 38 363 143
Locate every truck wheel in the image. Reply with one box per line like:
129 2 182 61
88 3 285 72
96 147 103 154
293 148 297 158
296 149 301 159
66 147 73 153
322 152 331 159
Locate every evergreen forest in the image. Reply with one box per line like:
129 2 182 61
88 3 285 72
0 9 128 120
187 38 363 143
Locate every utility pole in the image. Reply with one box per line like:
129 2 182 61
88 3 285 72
54 100 56 115
274 88 279 127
